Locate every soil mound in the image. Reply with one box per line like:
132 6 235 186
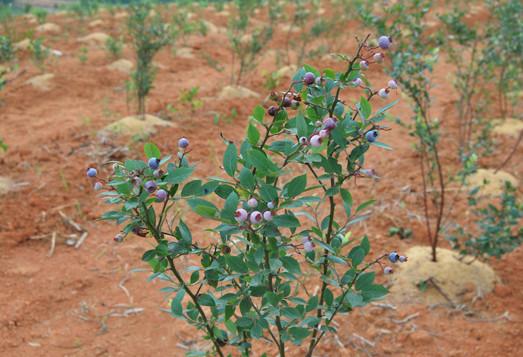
36 23 61 35
0 177 14 196
107 59 133 74
466 168 518 196
492 118 523 138
25 73 55 91
100 115 175 137
78 32 110 47
218 85 260 100
389 246 498 305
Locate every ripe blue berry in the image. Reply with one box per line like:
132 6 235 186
366 130 379 142
388 251 400 263
399 255 408 263
86 167 97 177
282 97 292 107
235 208 248 222
263 211 273 221
323 117 337 130
178 137 189 149
303 72 315 85
247 198 258 208
250 211 263 224
310 135 322 147
378 35 392 49
156 189 168 202
144 180 157 193
267 106 278 116
148 157 160 170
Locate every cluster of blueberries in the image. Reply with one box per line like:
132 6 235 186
296 35 396 148
384 251 408 274
234 198 274 225
86 137 190 200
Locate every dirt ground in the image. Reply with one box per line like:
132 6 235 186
1 4 522 357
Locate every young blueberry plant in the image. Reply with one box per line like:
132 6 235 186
89 35 406 356
127 0 171 119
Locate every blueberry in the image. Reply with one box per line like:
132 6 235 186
263 211 273 221
291 100 300 109
247 197 258 208
378 88 389 99
388 251 399 263
86 167 97 177
153 169 163 178
352 77 363 86
323 117 337 130
267 106 278 116
360 60 369 70
235 208 248 222
156 189 168 202
267 201 275 209
384 266 393 274
282 97 292 107
144 180 157 193
178 137 189 149
94 182 103 191
319 129 329 138
399 255 408 263
365 130 379 142
388 79 398 89
148 157 160 170
249 211 263 224
310 134 322 147
373 52 384 63
114 233 125 243
303 72 315 85
304 241 314 252
378 35 392 49
299 136 309 145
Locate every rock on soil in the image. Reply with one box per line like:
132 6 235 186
0 176 14 196
88 19 104 28
492 118 523 138
107 59 133 74
77 32 110 47
25 73 55 91
218 85 260 100
175 47 195 59
100 115 175 137
389 246 499 305
36 23 61 35
466 168 518 196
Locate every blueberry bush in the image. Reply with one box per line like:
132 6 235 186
87 35 407 356
127 0 171 119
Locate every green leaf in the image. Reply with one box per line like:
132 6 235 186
355 272 375 291
247 149 280 176
371 141 392 150
289 326 310 343
198 293 216 307
226 255 248 274
187 198 218 219
340 189 353 217
239 167 256 190
181 180 203 197
222 191 239 221
171 289 185 316
223 143 238 177
359 96 371 119
356 199 375 213
348 246 365 266
272 214 300 228
144 143 161 159
296 113 308 138
360 236 370 255
251 105 265 122
165 166 194 184
283 174 307 198
124 159 147 171
281 256 301 275
247 123 260 146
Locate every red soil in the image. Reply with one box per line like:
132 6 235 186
1 4 522 357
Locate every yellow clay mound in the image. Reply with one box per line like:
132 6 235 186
88 19 104 28
466 168 518 196
101 115 174 137
389 246 498 305
0 177 14 196
492 118 523 138
78 33 110 46
218 85 260 100
25 73 55 91
36 23 61 34
107 59 133 74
